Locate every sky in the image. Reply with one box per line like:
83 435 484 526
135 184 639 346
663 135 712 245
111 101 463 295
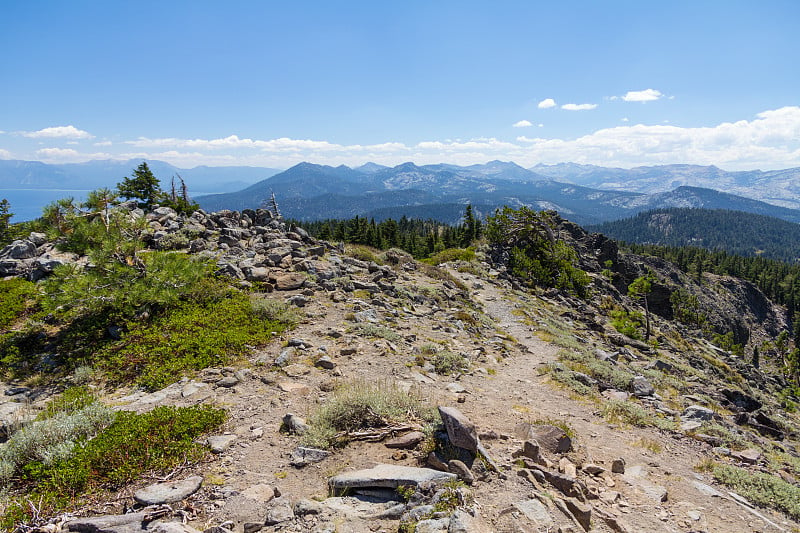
1 0 799 172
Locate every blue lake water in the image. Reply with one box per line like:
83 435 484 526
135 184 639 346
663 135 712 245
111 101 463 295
1 189 90 222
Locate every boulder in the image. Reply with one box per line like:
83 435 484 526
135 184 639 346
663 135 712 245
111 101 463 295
438 406 479 452
631 375 655 398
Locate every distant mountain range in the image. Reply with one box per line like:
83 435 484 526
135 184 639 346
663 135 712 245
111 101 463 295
196 161 800 226
589 208 800 262
3 159 800 227
532 163 800 210
0 159 280 195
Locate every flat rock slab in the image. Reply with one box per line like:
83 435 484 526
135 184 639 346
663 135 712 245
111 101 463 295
66 512 147 532
514 498 553 526
329 464 456 493
134 475 203 505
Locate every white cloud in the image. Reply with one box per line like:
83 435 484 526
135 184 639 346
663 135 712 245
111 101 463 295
23 125 94 139
561 103 597 111
537 98 556 109
22 106 800 171
0 148 12 159
621 117 629 122
512 120 533 128
94 140 113 147
35 147 111 163
622 89 663 102
538 124 544 128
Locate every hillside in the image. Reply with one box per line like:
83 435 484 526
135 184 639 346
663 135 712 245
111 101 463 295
196 161 800 226
1 204 800 532
590 208 800 262
533 163 800 210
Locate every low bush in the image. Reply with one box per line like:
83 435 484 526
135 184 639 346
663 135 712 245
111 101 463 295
100 291 291 390
431 350 468 375
707 462 800 519
0 278 38 331
302 380 437 449
423 247 476 266
1 405 225 529
352 323 402 342
601 400 676 430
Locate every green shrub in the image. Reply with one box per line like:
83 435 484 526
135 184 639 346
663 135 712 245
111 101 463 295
0 278 38 331
424 247 476 266
0 402 115 483
610 309 644 340
36 386 97 420
601 400 676 430
100 291 291 390
352 323 402 342
1 405 225 530
432 350 468 375
249 295 302 328
708 462 800 519
302 380 437 449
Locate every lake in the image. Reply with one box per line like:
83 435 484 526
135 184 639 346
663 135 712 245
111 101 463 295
1 189 91 222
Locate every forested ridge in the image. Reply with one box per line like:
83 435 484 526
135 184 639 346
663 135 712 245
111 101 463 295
590 208 800 262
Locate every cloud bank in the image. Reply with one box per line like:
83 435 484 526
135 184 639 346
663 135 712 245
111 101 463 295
7 107 800 171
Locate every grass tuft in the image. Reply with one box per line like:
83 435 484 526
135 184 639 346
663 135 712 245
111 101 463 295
302 380 437 449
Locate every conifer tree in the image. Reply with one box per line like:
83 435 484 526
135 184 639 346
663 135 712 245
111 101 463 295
117 162 162 209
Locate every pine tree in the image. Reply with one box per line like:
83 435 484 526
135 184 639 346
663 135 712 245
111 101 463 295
117 162 162 209
0 199 13 245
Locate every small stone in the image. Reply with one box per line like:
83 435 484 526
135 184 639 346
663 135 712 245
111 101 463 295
281 413 309 434
293 498 324 516
207 434 237 453
290 446 331 467
611 458 626 474
385 431 426 449
447 459 474 485
583 463 605 476
278 381 311 395
532 425 572 454
631 375 654 398
264 496 295 526
216 376 239 388
314 355 336 369
732 448 761 464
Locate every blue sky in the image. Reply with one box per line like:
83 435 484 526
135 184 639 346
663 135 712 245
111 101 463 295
1 0 799 170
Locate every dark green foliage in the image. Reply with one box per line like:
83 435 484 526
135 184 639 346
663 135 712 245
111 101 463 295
486 207 590 296
298 205 483 259
36 386 96 420
0 198 13 245
0 278 38 330
116 162 162 209
712 331 744 357
626 243 800 312
628 273 655 340
591 208 800 262
1 405 225 529
670 289 707 328
610 309 644 340
99 291 288 390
